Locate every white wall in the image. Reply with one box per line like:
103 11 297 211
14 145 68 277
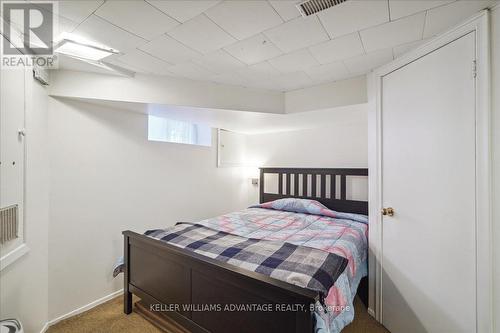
46 97 368 320
245 108 368 203
0 70 49 332
491 5 500 333
47 98 253 320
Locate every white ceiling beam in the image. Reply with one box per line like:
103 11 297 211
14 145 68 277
48 70 285 114
48 70 368 114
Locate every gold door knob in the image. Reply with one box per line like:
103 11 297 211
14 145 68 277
381 207 395 216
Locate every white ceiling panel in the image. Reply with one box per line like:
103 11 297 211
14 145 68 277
309 32 365 64
28 3 79 38
211 72 249 86
305 61 351 84
94 0 179 40
389 0 455 20
318 0 389 38
205 1 283 40
168 14 236 54
269 0 302 21
54 15 79 38
224 34 283 65
264 16 329 53
146 0 221 22
238 62 282 81
360 12 425 52
393 39 427 58
193 49 246 74
344 48 394 75
166 62 215 81
273 71 313 91
114 49 173 75
57 0 104 24
50 0 492 92
237 64 282 90
139 34 201 64
74 15 146 52
423 0 495 38
268 48 319 73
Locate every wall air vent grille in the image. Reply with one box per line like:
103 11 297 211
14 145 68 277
0 205 18 244
296 0 347 16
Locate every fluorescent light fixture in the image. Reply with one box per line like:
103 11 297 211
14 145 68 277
54 33 119 61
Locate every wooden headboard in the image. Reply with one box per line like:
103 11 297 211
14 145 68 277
259 167 368 215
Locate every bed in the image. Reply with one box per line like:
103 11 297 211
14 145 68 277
122 167 368 333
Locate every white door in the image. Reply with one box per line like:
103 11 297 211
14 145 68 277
381 32 476 333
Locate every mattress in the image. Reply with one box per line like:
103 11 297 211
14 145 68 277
115 198 368 333
194 199 368 333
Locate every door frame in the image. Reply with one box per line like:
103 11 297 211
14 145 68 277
367 10 492 332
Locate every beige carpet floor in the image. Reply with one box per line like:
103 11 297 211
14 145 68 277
47 296 389 333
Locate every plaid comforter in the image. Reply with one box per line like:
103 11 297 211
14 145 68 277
145 223 348 297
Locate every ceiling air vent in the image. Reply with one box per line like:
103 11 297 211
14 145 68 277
296 0 347 16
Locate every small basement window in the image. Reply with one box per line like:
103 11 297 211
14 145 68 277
148 115 211 147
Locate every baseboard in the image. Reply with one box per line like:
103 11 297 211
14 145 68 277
46 289 123 327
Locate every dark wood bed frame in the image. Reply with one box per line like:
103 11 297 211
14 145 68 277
123 167 368 333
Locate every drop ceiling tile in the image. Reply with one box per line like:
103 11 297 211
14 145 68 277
74 15 146 52
389 0 455 20
268 49 319 73
305 61 351 84
146 0 221 22
264 16 329 53
58 0 104 24
167 62 215 81
211 72 248 86
168 14 236 54
55 15 79 36
423 0 495 38
224 34 283 65
360 12 425 52
309 32 365 64
344 48 394 75
114 49 173 75
237 63 283 90
28 3 79 38
318 0 389 39
205 1 283 40
94 0 179 40
238 62 282 81
393 39 427 58
139 34 202 64
193 49 246 74
273 71 313 91
269 0 301 21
